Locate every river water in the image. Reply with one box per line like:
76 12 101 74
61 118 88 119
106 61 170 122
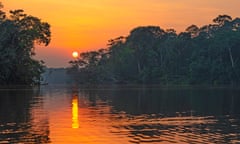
0 85 240 143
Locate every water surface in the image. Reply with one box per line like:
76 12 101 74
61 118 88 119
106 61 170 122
0 85 240 143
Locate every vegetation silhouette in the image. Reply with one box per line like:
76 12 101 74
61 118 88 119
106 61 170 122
68 14 240 85
0 2 51 85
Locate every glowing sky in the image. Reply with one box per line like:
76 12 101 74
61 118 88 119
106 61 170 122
2 0 240 67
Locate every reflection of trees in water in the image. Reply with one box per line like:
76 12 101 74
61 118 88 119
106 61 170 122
111 115 240 143
0 87 50 143
78 89 110 107
79 87 240 116
78 87 240 143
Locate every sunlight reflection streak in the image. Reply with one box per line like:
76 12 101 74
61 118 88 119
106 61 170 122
72 95 79 129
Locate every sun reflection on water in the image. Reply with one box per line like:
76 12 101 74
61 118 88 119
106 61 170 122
72 95 79 129
2 87 240 143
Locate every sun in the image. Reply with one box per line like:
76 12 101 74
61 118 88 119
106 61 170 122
72 51 79 58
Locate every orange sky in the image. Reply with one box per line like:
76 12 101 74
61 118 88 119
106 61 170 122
2 0 240 67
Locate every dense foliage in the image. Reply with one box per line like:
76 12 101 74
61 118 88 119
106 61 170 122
68 14 240 85
0 2 51 85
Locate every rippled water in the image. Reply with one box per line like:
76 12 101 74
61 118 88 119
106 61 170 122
0 85 240 143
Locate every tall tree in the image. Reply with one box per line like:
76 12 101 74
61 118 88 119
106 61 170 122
0 3 51 85
68 14 240 85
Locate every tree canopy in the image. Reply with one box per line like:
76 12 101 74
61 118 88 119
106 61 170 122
68 14 240 85
0 2 51 85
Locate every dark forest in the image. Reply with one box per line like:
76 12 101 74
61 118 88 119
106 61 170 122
68 15 240 85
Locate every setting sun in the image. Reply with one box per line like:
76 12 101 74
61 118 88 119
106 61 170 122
72 51 79 58
3 0 239 67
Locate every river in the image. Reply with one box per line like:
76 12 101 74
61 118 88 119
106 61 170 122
0 85 240 143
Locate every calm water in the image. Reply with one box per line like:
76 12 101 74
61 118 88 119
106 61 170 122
0 85 240 144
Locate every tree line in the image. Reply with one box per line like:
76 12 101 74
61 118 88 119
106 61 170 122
0 2 51 85
68 14 240 85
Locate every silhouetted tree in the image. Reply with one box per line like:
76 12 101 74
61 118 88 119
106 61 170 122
0 3 51 85
68 14 240 85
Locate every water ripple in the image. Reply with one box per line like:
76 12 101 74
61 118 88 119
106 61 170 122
110 113 240 143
